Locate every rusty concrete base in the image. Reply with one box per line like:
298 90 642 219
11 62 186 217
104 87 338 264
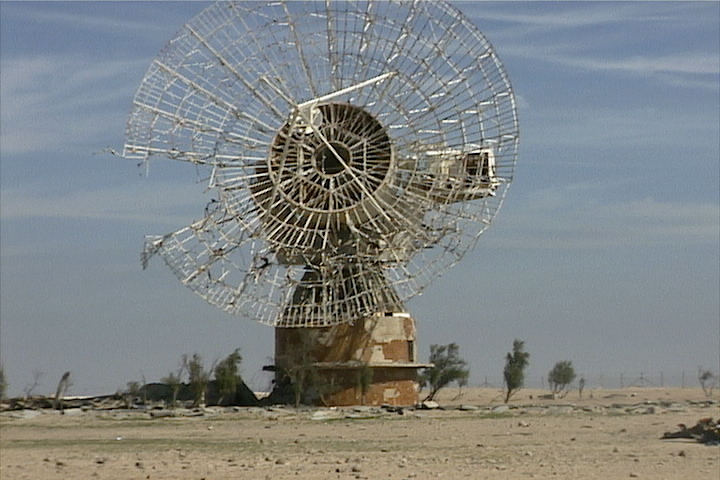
313 364 423 406
274 312 430 406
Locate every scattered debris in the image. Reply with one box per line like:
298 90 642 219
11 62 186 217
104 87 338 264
381 405 404 415
661 418 720 445
2 393 718 428
458 404 479 411
491 405 510 414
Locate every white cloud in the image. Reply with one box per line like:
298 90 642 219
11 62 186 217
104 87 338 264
10 8 168 36
0 55 147 155
469 3 719 88
466 4 639 29
0 180 205 226
550 53 718 77
499 40 719 85
491 184 720 250
465 2 715 32
522 104 719 155
4 3 204 39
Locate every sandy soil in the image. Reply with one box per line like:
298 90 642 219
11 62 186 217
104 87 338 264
1 387 718 480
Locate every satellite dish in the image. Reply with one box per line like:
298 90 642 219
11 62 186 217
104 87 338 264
123 0 518 405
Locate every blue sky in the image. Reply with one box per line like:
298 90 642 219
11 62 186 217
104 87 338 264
1 1 718 397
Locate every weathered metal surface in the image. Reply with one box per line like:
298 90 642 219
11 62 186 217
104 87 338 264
275 313 429 406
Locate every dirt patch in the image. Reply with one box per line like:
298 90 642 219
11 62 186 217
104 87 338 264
1 388 717 479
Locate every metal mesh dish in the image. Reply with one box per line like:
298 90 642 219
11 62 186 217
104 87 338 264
124 0 519 327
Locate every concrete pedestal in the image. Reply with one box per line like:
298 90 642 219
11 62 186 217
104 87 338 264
274 312 429 406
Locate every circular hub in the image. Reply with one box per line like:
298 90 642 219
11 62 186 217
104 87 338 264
316 141 350 176
256 103 393 213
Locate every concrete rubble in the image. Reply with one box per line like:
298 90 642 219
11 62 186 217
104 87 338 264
2 395 717 430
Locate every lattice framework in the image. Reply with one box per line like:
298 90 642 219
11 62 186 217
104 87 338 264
125 0 519 327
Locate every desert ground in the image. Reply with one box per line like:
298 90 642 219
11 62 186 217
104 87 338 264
1 387 717 480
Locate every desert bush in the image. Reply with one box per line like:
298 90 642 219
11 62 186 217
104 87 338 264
184 353 210 406
548 360 576 397
503 339 529 403
419 343 469 402
214 348 242 405
23 371 43 399
698 368 717 397
160 372 183 407
0 364 6 401
123 380 141 407
276 330 322 407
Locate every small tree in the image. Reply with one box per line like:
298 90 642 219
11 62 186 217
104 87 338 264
503 339 530 403
23 371 43 399
161 358 187 408
53 372 71 413
698 368 717 397
214 348 242 405
547 360 576 398
185 353 210 407
124 380 141 408
453 372 470 400
419 343 470 402
0 364 7 402
161 372 183 408
278 330 322 407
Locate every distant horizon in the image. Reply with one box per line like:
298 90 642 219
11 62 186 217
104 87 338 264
4 366 714 400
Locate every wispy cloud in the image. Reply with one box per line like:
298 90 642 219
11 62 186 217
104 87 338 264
0 180 206 226
467 4 643 29
499 40 719 88
3 3 195 39
523 105 720 154
529 51 720 81
469 2 719 88
0 55 146 155
467 2 715 32
491 184 720 250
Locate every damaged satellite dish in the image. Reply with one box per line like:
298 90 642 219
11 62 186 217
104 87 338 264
123 0 519 329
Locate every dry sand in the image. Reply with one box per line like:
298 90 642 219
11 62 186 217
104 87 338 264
1 387 718 479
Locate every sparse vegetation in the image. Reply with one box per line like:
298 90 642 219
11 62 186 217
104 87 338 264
0 363 6 401
214 348 242 405
124 381 142 408
277 330 322 407
419 343 469 402
161 359 187 408
698 368 717 397
184 353 210 407
547 360 576 398
53 371 71 412
160 372 182 407
23 371 43 399
453 373 469 400
503 339 530 403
